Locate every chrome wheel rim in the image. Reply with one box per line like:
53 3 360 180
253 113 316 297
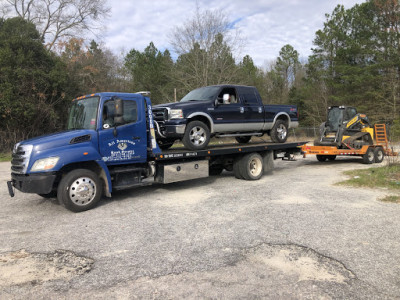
69 177 96 206
277 124 287 140
249 158 262 177
368 151 374 161
189 126 206 146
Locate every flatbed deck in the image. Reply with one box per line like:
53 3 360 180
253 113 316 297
154 141 307 161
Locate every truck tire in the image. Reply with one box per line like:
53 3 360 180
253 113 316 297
182 121 210 150
57 169 103 212
262 151 274 174
270 119 288 143
362 147 375 164
239 153 264 180
236 136 251 144
233 157 243 179
374 147 385 163
316 155 327 162
327 155 336 161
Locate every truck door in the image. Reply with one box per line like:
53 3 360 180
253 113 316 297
211 87 246 132
237 86 264 131
98 96 148 164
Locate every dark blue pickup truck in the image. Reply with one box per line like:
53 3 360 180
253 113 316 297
153 85 299 150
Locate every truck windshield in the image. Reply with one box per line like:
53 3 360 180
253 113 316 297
67 96 99 130
180 86 220 102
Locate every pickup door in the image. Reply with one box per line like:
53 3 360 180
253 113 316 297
210 86 264 132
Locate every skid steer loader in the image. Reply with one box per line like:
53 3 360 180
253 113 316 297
315 106 374 149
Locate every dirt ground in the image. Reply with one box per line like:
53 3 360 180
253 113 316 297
1 152 400 299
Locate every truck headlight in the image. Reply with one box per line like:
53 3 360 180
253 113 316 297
169 109 183 120
31 157 59 172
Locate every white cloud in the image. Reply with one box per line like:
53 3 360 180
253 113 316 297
103 0 365 66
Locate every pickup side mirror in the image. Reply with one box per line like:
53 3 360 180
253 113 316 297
222 94 230 104
113 98 125 125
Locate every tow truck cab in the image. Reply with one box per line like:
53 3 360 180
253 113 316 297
9 92 161 210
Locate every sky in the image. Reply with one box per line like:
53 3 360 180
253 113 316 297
103 0 365 67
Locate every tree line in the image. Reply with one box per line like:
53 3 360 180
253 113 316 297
0 0 399 151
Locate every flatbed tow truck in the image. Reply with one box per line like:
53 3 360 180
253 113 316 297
7 92 305 212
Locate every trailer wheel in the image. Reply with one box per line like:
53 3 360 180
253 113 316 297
362 147 375 164
374 147 385 163
57 169 103 212
239 153 264 180
316 155 327 162
182 121 210 150
236 136 251 144
327 155 336 161
270 119 288 143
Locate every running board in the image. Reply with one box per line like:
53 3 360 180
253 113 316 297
215 132 263 138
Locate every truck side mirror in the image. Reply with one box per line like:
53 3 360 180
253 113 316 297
114 98 125 125
222 94 230 104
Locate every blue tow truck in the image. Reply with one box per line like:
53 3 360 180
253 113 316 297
7 92 305 212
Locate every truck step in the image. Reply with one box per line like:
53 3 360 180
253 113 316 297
215 132 263 138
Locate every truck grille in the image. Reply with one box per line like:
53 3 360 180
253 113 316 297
11 144 33 174
152 108 168 122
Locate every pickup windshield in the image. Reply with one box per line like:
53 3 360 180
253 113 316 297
180 86 220 102
67 96 99 130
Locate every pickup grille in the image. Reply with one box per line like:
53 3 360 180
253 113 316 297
11 144 33 174
152 108 168 122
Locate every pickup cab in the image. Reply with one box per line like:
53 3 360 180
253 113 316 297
153 85 299 150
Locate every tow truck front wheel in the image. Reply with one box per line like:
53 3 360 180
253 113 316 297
57 169 103 212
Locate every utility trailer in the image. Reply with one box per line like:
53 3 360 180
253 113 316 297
301 124 397 164
7 92 306 212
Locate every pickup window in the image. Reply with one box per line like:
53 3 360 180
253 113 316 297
239 87 259 105
218 87 238 104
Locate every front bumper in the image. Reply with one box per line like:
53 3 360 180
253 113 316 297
8 172 57 196
156 119 187 138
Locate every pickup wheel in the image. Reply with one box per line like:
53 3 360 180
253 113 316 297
182 121 210 150
239 153 264 180
236 136 251 144
57 169 103 212
270 119 288 143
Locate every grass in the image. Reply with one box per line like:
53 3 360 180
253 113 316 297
0 152 11 162
337 164 400 203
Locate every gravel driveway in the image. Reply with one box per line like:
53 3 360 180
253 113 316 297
1 155 400 299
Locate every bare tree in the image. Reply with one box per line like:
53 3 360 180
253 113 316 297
2 0 110 50
169 5 243 92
